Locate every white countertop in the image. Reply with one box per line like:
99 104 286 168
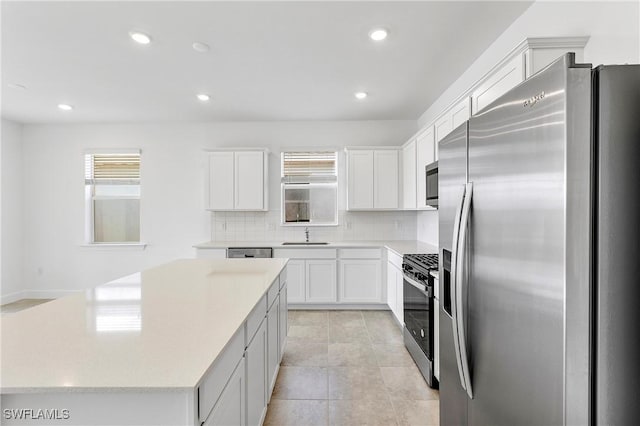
194 240 438 256
1 258 288 393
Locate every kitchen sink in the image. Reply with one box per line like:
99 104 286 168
281 242 329 245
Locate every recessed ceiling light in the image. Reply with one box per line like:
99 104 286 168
129 31 152 45
58 104 73 111
196 94 210 102
8 83 27 90
369 28 388 41
354 92 368 100
192 42 210 53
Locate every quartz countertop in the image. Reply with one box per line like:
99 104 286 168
1 258 288 393
194 240 438 255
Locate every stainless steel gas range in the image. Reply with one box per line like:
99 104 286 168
402 253 438 389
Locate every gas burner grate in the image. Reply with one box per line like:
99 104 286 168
403 253 439 273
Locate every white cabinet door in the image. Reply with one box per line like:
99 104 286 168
306 260 337 303
472 54 524 114
339 260 382 303
402 140 417 209
347 150 374 209
434 114 453 145
386 261 397 316
208 152 234 210
234 151 264 210
451 97 470 129
204 358 245 426
279 283 288 358
416 127 435 209
374 150 399 209
285 260 305 303
245 321 267 426
196 248 227 259
266 298 280 396
395 267 404 325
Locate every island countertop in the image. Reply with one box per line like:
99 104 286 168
1 258 288 393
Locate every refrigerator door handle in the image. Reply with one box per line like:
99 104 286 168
450 184 467 391
456 182 474 399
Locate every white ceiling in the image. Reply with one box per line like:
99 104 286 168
1 1 532 124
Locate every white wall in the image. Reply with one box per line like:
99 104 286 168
19 120 416 295
415 0 640 246
1 119 24 303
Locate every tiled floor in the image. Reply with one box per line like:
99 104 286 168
0 298 53 314
265 310 439 426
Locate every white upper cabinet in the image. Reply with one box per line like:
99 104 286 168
206 149 268 211
208 152 235 210
451 97 471 129
234 151 265 210
472 54 524 114
434 113 453 146
416 126 435 210
346 148 399 210
347 150 374 210
402 140 417 209
373 150 399 209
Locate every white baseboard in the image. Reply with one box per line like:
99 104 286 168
288 303 390 310
1 289 80 305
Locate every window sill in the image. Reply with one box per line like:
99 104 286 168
80 243 147 251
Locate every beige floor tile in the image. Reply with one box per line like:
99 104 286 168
362 310 396 322
328 323 371 343
372 343 416 367
365 319 404 344
328 342 378 366
391 399 439 426
329 399 398 426
264 400 328 426
272 367 328 400
328 310 365 327
288 325 328 343
290 310 329 326
282 342 328 367
328 366 388 400
380 366 440 400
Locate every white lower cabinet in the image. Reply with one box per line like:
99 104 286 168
245 321 267 426
306 260 337 303
386 250 404 325
266 296 280 396
338 259 382 303
204 358 246 426
285 259 305 303
279 282 288 356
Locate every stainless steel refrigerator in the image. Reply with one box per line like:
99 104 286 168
438 53 640 425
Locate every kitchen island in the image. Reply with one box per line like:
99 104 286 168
1 258 288 426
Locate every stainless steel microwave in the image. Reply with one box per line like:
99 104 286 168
425 161 438 208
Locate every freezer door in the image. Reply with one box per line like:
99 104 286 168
595 64 640 425
467 54 591 425
438 123 469 426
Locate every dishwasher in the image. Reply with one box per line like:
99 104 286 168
226 247 273 258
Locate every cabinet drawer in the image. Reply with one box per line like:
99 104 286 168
245 296 267 346
338 248 381 259
273 248 337 259
198 327 245 423
267 278 280 309
387 249 403 269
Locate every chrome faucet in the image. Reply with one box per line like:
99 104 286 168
304 227 310 243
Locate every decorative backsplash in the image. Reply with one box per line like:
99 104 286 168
210 210 417 242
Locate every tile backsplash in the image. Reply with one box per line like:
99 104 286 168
211 210 417 242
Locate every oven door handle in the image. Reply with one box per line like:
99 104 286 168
403 274 428 294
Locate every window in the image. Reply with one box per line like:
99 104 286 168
84 151 141 243
281 151 338 226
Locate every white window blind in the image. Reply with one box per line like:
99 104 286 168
85 153 140 185
281 151 337 183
